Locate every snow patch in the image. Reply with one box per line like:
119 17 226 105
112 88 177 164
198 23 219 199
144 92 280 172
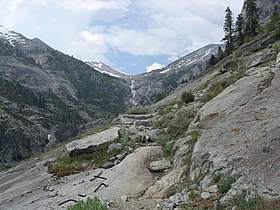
146 63 164 72
0 25 25 46
160 68 171 74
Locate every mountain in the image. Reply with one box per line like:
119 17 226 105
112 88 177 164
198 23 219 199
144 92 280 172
0 25 131 166
241 0 280 24
126 44 223 105
85 61 127 78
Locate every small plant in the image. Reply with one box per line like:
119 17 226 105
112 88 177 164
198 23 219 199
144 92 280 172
67 197 108 210
218 176 236 194
126 106 150 115
212 172 222 183
273 43 280 54
166 110 195 139
234 194 265 210
181 91 195 104
45 142 123 177
188 130 200 147
156 134 174 156
166 186 177 197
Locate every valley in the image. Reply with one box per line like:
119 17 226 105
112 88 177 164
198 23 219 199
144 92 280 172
1 0 280 209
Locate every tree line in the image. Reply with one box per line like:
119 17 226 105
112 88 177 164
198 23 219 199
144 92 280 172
223 0 259 55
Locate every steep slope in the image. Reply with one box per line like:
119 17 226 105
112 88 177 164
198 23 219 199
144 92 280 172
126 44 223 105
86 61 127 78
144 30 280 208
241 0 280 24
0 25 131 166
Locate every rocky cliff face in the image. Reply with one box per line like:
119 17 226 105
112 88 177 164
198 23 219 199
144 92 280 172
241 0 280 24
0 25 131 166
125 44 223 105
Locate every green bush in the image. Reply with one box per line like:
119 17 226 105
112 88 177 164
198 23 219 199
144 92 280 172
67 197 108 210
156 134 174 156
166 110 195 139
212 172 222 183
46 142 122 177
166 186 177 197
273 43 280 54
181 91 195 104
126 106 150 115
234 194 265 210
218 176 236 194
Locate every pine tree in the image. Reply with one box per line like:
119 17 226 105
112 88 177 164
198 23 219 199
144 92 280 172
208 54 217 66
222 7 234 55
244 0 259 37
217 46 224 61
235 14 245 46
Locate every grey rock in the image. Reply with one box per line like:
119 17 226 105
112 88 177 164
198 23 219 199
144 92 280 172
103 161 114 169
204 185 218 193
189 184 199 190
108 143 123 153
200 175 213 191
276 52 280 64
116 153 127 161
146 129 161 141
201 192 211 199
161 199 176 210
169 192 189 205
66 127 120 157
189 65 280 200
149 160 172 172
121 195 128 202
135 119 154 127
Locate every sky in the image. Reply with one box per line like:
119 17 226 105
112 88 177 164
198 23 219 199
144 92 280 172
1 0 244 74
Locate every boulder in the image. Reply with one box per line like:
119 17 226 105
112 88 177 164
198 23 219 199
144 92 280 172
149 160 172 172
276 52 280 64
66 127 120 157
107 143 123 153
102 161 114 169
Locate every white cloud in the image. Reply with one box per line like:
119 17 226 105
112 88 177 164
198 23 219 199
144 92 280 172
56 0 131 13
146 63 164 72
0 0 244 73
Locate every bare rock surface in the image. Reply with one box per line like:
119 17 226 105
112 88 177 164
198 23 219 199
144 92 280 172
189 64 280 200
0 146 162 210
149 160 172 172
66 127 121 157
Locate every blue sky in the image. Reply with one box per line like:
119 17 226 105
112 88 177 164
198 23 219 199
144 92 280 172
1 0 244 74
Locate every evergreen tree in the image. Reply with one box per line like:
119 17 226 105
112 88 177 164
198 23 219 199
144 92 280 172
222 7 234 55
208 54 217 67
244 0 259 37
217 46 224 61
235 14 245 46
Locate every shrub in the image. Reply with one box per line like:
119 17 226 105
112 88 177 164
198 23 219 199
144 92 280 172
156 134 174 156
188 130 200 147
273 43 280 54
234 194 265 210
67 197 108 210
218 176 236 194
212 172 222 183
181 91 195 104
45 143 122 177
166 186 177 197
126 106 150 115
166 110 195 139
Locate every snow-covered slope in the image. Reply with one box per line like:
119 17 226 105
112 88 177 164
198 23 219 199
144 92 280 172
86 61 127 78
159 44 223 74
0 25 26 46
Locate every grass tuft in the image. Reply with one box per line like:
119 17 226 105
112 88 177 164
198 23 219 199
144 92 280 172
67 197 108 210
